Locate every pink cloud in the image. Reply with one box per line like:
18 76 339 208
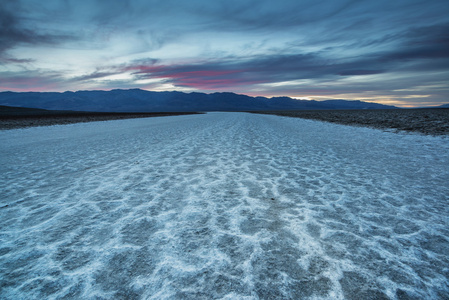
0 76 64 92
125 64 263 90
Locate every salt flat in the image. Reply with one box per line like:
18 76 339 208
1 112 448 299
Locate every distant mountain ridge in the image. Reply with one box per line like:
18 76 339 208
0 89 397 112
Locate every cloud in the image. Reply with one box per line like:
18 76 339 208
0 0 74 61
0 57 35 64
189 0 360 32
73 71 121 82
0 70 64 92
120 17 449 88
337 70 385 76
123 53 328 88
1 0 448 107
119 31 448 91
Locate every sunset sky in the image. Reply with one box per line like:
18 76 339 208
1 0 448 107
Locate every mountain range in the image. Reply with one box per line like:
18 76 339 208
0 89 398 112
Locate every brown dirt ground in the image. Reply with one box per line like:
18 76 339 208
0 107 202 130
252 109 449 136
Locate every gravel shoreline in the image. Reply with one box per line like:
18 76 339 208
0 108 202 130
253 109 449 136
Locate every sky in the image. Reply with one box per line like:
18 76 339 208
1 0 448 107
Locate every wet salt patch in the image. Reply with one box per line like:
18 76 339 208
1 112 448 299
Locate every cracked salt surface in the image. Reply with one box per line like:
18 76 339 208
1 112 448 299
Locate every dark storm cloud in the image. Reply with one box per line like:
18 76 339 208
1 57 35 64
117 15 449 101
114 4 448 88
337 70 385 76
350 22 449 77
0 0 73 61
0 1 40 52
73 71 120 82
120 52 370 90
69 58 160 84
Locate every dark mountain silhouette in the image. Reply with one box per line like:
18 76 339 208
0 89 397 112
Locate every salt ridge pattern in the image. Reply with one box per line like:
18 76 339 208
1 112 448 299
